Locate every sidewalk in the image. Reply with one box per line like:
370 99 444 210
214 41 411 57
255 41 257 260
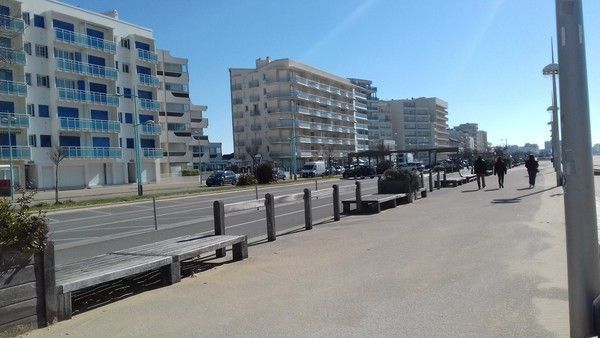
26 163 569 337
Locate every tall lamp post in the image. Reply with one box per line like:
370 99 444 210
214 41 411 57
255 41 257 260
1 116 16 200
192 130 204 186
542 43 562 186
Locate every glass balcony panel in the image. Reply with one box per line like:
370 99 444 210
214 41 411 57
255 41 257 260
61 146 122 159
54 28 116 54
58 88 119 106
59 117 120 133
0 14 25 33
138 98 161 111
138 74 159 87
141 123 161 135
0 113 29 128
0 146 30 159
0 80 27 96
0 47 26 65
56 58 118 80
137 48 158 63
142 148 163 158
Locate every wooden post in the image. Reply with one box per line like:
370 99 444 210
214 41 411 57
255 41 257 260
420 171 424 188
436 171 441 190
43 241 57 325
333 184 340 221
265 193 276 242
303 188 312 230
152 196 158 230
428 169 433 192
355 181 362 213
213 200 226 258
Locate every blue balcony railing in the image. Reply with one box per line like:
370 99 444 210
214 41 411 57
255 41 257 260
0 47 26 65
56 58 118 80
142 148 163 158
0 80 27 96
0 14 25 33
136 48 158 63
0 113 29 128
138 73 159 87
61 146 122 159
58 88 119 106
138 98 160 111
0 146 31 160
59 117 120 133
54 28 116 54
141 123 161 135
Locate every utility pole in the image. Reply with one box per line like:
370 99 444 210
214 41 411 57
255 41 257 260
555 1 599 336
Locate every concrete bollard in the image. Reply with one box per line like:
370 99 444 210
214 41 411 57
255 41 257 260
213 200 226 258
428 169 433 192
303 188 312 230
265 193 276 242
436 171 441 190
333 184 340 221
355 181 362 213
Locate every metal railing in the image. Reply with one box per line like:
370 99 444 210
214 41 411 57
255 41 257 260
0 146 30 160
56 58 118 80
141 123 161 135
136 48 158 63
0 14 25 33
143 148 164 158
138 73 160 87
54 28 116 54
291 75 354 99
0 47 26 65
0 80 27 96
59 117 120 133
58 88 119 106
0 113 29 128
138 98 161 111
61 146 122 159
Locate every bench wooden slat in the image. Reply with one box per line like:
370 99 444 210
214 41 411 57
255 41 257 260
273 192 304 204
224 199 264 213
311 188 333 199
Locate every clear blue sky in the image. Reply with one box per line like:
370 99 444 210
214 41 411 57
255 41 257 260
64 0 600 153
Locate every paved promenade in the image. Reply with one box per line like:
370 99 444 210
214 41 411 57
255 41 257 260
27 163 571 337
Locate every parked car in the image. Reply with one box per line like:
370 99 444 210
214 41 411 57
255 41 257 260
404 162 425 171
342 165 376 179
273 168 286 181
206 170 237 186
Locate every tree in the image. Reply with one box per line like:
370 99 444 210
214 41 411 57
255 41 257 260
322 144 335 168
48 146 66 204
245 145 261 171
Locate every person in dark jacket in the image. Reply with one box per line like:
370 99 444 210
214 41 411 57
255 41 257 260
473 156 487 189
525 155 539 188
493 156 508 188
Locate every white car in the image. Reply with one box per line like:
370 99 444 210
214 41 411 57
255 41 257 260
404 162 425 171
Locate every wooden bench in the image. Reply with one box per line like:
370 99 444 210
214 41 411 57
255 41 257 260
55 234 247 321
342 193 408 214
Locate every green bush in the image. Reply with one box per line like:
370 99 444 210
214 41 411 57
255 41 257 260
382 168 420 191
181 169 200 176
376 160 393 174
255 163 274 184
237 173 257 186
0 192 48 253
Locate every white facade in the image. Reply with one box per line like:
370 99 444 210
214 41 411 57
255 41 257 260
157 49 209 176
1 0 164 189
229 57 369 169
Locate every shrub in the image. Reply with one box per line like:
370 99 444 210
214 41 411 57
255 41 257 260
0 192 48 253
237 173 257 186
255 163 274 184
376 160 393 174
382 168 420 191
181 169 200 176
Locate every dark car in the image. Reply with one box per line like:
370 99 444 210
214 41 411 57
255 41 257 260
274 169 286 181
342 165 376 179
206 170 237 186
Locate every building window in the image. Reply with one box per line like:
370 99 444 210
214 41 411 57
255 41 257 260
25 73 31 85
23 42 31 55
22 12 30 25
119 138 122 147
29 135 37 147
33 15 45 28
122 63 129 73
116 86 120 94
34 44 48 58
115 61 119 69
40 135 52 148
26 104 35 116
38 105 49 117
120 38 130 49
36 74 50 88
124 113 133 124
123 88 131 98
118 112 123 122
126 138 134 148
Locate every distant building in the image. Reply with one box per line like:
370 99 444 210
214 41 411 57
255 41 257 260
593 143 600 155
522 143 540 155
453 123 488 153
544 141 552 152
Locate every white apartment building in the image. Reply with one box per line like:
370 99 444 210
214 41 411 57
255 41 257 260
229 57 369 169
0 0 165 189
454 123 488 153
157 49 209 176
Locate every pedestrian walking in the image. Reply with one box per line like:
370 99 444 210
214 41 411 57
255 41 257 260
525 155 539 188
493 156 508 188
473 156 487 189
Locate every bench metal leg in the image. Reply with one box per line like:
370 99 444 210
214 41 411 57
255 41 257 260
162 259 181 285
232 238 248 261
57 291 72 321
421 190 427 198
342 202 350 214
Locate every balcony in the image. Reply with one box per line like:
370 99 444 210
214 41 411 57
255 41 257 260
268 120 354 134
291 90 353 110
138 98 161 111
56 58 118 80
54 28 116 54
58 88 119 106
59 117 120 133
291 75 353 99
231 83 242 91
354 91 367 100
0 14 25 34
355 112 368 120
61 146 122 159
356 134 369 141
355 123 369 130
291 106 354 123
138 73 160 87
0 113 29 129
136 48 158 63
141 123 161 135
0 80 26 96
0 146 30 160
0 47 26 65
355 102 368 110
143 148 163 158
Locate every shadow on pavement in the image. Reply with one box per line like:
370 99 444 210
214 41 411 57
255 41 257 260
461 189 480 193
491 187 558 204
485 188 500 192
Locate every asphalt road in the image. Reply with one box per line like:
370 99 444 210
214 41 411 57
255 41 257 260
50 177 380 264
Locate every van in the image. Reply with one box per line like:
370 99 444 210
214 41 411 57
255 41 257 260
301 161 326 178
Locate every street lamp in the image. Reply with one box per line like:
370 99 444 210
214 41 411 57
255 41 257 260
1 115 16 200
542 46 562 186
278 116 297 180
192 130 204 186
